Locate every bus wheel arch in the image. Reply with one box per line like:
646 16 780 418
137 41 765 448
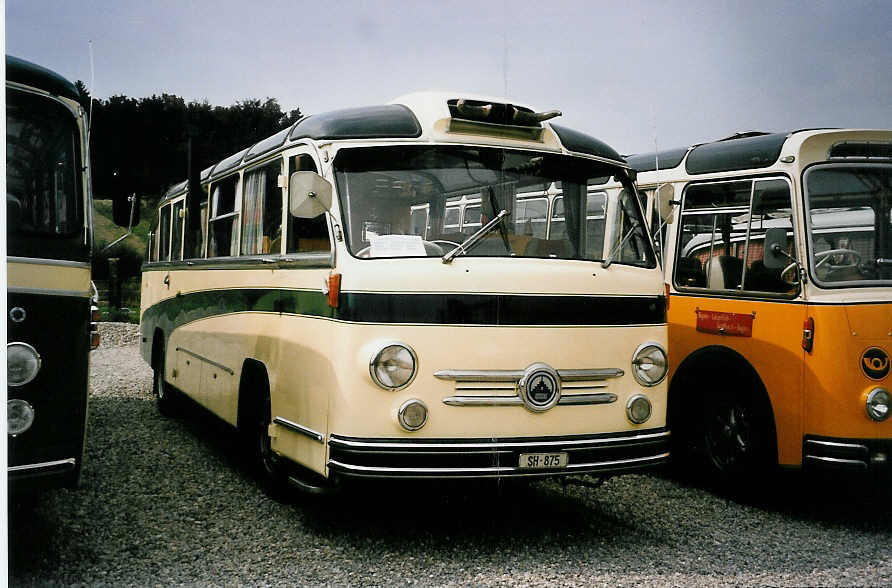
237 359 288 494
669 345 778 482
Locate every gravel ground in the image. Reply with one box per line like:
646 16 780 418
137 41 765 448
8 323 892 586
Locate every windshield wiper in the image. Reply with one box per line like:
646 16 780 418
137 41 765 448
601 220 640 269
442 209 510 264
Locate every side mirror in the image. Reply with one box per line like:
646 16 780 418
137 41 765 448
763 227 789 270
112 193 140 227
656 184 675 225
289 171 332 218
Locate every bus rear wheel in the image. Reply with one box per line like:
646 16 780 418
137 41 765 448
153 343 177 417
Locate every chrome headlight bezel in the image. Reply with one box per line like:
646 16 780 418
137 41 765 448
369 342 418 391
7 342 42 387
866 387 891 422
626 394 653 424
7 399 35 436
631 342 668 387
398 398 428 431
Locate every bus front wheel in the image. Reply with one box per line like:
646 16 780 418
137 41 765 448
700 385 775 485
243 368 289 497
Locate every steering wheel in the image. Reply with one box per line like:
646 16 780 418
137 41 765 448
814 248 861 269
430 240 461 249
780 262 800 284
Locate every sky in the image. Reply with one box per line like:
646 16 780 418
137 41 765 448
5 0 891 155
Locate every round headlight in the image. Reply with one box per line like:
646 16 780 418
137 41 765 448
8 342 41 387
398 399 428 431
369 343 417 390
626 394 652 424
8 399 35 436
867 388 890 422
631 343 667 387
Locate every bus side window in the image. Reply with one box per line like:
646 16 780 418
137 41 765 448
287 154 330 253
208 175 240 257
171 200 185 261
676 179 797 294
742 179 796 293
241 159 283 255
158 204 172 262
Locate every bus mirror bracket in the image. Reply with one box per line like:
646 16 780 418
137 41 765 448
289 171 332 218
763 227 796 270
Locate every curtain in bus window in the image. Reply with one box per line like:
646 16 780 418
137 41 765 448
242 169 265 255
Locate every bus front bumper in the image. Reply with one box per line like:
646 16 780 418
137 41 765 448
803 436 892 473
7 457 79 490
328 428 670 479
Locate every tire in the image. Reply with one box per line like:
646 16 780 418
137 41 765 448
248 376 289 497
153 342 176 417
700 384 775 486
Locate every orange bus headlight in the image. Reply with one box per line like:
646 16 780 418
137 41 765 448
866 388 890 422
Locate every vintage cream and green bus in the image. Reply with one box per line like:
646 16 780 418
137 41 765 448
140 93 669 493
6 56 103 492
621 129 892 482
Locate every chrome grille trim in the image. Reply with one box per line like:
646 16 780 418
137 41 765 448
558 392 617 405
443 395 524 407
443 392 616 407
434 369 524 382
434 367 624 382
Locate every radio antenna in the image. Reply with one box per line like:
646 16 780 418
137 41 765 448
88 40 95 141
502 0 509 96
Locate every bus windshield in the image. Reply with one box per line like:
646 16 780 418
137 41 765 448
6 88 85 260
804 164 892 286
333 145 654 267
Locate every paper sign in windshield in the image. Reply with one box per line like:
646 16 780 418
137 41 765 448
369 234 427 257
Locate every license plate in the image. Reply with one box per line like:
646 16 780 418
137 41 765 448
518 452 568 469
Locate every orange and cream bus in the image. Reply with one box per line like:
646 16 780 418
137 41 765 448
622 129 892 482
139 92 669 494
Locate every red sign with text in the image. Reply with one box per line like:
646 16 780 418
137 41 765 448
695 309 754 337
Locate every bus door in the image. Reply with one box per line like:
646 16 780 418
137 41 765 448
672 177 807 467
801 163 892 454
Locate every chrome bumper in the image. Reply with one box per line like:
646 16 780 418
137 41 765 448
328 428 670 479
8 457 78 489
803 436 891 472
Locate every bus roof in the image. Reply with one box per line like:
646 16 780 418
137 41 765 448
161 92 627 202
6 55 81 102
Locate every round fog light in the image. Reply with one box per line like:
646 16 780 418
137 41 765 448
8 399 35 436
398 399 428 431
626 394 652 424
866 388 890 422
7 342 41 386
